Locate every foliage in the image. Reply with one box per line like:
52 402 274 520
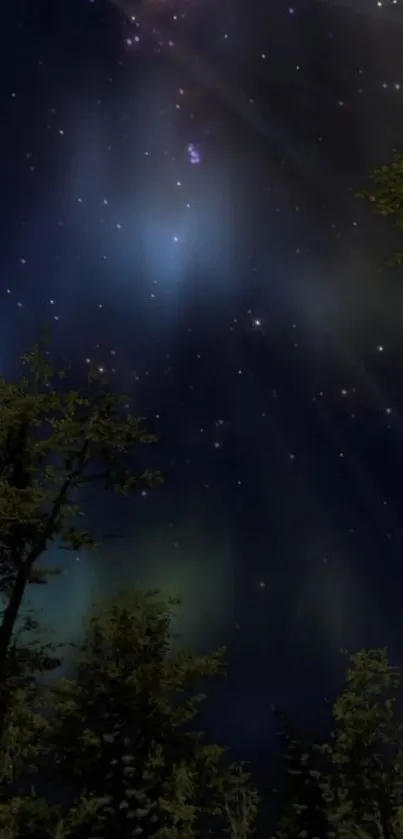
0 610 76 839
43 586 244 839
221 761 260 839
0 614 61 787
0 339 161 740
271 709 331 839
272 649 403 839
0 791 54 839
0 791 103 839
0 339 260 839
2 602 403 839
327 649 403 839
0 585 259 838
5 341 403 839
356 150 403 265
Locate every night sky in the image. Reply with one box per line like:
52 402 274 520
3 0 403 768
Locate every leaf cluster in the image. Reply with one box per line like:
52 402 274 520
356 150 403 265
272 649 403 839
0 586 258 839
0 341 161 583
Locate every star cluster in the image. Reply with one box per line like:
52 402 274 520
2 0 403 753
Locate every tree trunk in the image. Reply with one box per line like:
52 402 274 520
0 565 29 749
379 800 393 839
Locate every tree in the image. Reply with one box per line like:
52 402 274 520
0 789 103 839
357 150 403 265
221 761 259 839
0 608 68 836
271 709 331 839
272 650 403 839
327 649 403 839
0 340 161 745
44 586 249 839
0 609 62 788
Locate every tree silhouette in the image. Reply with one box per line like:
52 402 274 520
328 649 403 839
0 339 161 749
44 586 251 839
